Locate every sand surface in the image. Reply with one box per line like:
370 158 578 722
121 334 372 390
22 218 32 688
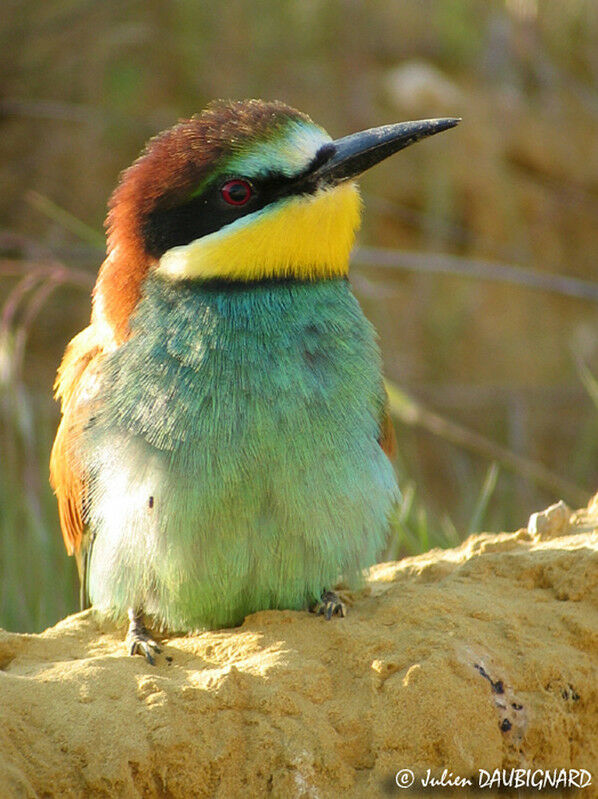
1 498 597 798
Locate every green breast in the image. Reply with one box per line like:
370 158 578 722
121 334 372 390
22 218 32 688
84 275 399 630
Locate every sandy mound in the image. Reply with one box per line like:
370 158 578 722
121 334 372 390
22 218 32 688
1 498 597 798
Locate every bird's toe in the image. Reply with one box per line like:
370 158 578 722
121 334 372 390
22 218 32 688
310 589 346 620
126 609 162 664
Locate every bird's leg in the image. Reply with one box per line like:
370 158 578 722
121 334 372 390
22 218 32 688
125 607 162 665
310 589 346 620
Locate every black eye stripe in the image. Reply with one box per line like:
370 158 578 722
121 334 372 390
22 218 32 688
142 153 335 260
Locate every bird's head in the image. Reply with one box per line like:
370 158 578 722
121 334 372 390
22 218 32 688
95 99 458 341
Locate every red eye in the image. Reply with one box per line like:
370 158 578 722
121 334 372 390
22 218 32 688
221 179 253 206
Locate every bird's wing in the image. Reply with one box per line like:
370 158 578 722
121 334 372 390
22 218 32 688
50 324 106 602
378 391 397 460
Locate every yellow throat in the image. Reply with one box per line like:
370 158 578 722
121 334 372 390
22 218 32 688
157 182 362 282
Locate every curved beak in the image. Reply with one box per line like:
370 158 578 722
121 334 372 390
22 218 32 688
310 117 460 186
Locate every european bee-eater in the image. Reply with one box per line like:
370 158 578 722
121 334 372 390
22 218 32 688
50 99 458 662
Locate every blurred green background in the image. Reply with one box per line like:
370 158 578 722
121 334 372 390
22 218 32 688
1 0 597 633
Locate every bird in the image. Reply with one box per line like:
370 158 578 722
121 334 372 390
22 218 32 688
50 99 458 663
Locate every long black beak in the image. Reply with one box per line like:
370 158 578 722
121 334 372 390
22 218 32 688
310 117 460 186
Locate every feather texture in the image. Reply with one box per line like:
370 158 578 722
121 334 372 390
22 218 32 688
50 325 105 556
67 275 399 630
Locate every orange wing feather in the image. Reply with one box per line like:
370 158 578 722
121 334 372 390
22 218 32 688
50 323 107 558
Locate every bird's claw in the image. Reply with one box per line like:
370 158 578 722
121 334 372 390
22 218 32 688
126 609 162 665
310 590 346 620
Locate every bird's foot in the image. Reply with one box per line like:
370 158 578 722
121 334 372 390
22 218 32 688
310 589 346 620
126 608 162 665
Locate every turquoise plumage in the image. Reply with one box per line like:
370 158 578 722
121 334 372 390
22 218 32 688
84 275 398 630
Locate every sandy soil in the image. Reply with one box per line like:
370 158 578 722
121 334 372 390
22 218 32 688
1 498 597 798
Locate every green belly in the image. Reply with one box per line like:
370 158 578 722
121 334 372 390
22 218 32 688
84 275 398 630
